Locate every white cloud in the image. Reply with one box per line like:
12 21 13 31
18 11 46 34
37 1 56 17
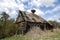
41 0 56 7
45 6 60 22
0 0 25 18
0 0 18 8
20 0 28 2
0 7 10 14
0 0 25 10
18 4 25 11
52 6 60 12
9 10 18 18
15 0 28 3
34 9 44 16
45 6 60 14
30 0 56 7
0 7 18 18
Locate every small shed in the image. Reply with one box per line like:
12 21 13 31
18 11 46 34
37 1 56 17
16 10 53 34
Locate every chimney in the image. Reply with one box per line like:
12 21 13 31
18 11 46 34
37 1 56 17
31 9 36 14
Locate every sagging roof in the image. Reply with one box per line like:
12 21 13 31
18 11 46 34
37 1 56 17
16 10 47 23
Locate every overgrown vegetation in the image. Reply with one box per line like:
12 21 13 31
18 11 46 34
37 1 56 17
0 11 60 40
0 12 18 38
1 31 60 40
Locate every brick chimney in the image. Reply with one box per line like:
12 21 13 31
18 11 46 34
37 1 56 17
31 9 36 14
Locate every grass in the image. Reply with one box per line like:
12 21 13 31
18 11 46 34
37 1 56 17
35 31 60 40
1 35 31 40
1 30 60 40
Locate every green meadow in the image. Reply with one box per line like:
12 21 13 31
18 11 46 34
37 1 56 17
1 31 60 40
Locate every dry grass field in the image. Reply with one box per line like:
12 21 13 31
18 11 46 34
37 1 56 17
1 28 60 40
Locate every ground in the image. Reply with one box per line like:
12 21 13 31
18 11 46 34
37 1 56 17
1 29 60 40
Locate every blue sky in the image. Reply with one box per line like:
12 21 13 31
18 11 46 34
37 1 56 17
0 0 60 22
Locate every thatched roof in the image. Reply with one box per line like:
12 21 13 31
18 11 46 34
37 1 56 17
16 10 47 23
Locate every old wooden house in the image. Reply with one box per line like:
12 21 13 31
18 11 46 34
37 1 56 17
16 10 53 34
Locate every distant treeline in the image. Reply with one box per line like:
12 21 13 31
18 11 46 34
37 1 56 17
0 12 60 39
48 21 60 29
